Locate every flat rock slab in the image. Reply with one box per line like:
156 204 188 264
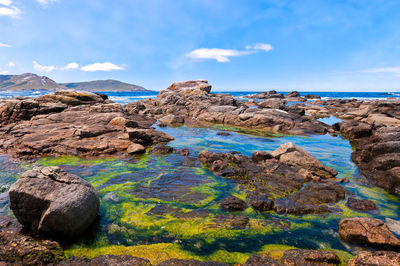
339 217 400 250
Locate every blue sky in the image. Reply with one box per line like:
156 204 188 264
1 0 400 91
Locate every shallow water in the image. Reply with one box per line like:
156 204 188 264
1 125 398 264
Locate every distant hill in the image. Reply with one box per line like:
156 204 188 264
0 73 149 91
0 73 62 90
61 79 148 91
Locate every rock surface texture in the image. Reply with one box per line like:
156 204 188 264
0 90 173 159
124 80 328 135
244 249 341 265
339 217 400 250
9 166 100 238
347 251 400 266
199 143 345 215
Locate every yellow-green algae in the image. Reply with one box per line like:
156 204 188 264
30 126 400 265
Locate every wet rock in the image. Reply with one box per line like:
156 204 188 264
212 214 249 229
127 143 146 154
0 217 64 265
58 255 151 266
250 196 274 211
217 132 230 136
339 217 400 249
271 142 338 180
244 249 341 265
220 195 246 211
9 166 99 238
157 258 228 266
251 151 273 163
199 149 346 215
347 251 400 265
175 148 190 156
274 181 347 215
280 249 341 265
347 197 378 212
150 144 174 154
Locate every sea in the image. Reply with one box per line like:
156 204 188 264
0 90 399 105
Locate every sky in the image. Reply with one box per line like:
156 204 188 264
1 0 400 91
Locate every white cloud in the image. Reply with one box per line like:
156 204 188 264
253 43 273 52
33 61 56 72
0 42 10 47
0 70 9 75
186 43 273 63
8 61 15 67
35 0 58 6
0 0 12 6
81 62 125 72
62 62 79 70
365 67 400 76
0 0 20 17
186 48 253 63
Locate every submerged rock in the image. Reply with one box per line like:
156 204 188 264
339 217 400 250
157 258 228 266
347 197 378 212
347 251 400 265
58 255 151 266
220 195 247 211
9 166 99 238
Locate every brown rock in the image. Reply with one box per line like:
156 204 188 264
339 217 400 249
347 251 400 266
127 143 146 154
58 255 151 266
9 166 99 238
220 195 246 211
347 197 378 212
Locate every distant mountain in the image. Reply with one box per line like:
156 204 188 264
0 73 149 91
0 73 62 90
61 79 148 91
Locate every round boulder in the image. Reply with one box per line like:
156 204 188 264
9 166 99 238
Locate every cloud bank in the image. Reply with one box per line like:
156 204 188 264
32 61 125 72
366 66 400 76
186 43 273 63
81 62 125 72
0 42 11 47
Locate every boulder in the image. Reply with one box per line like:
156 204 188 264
9 166 99 238
220 195 246 211
150 144 174 154
339 217 400 249
347 251 400 266
271 142 338 179
158 114 185 126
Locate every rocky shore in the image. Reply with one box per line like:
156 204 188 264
0 82 400 265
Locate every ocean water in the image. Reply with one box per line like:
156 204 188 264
0 90 399 105
0 89 399 264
